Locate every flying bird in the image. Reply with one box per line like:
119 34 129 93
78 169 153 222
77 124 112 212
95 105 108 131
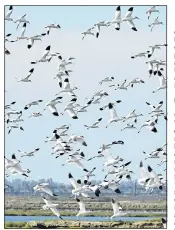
122 7 140 31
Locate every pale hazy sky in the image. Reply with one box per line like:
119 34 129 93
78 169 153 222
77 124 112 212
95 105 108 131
5 5 166 183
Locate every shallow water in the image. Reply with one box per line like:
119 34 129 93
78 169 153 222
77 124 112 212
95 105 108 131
5 215 158 222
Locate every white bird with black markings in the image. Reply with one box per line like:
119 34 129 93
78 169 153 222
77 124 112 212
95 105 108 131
94 24 101 38
5 154 21 169
31 45 51 64
146 6 159 20
57 78 77 97
82 167 96 181
161 218 167 229
7 124 24 134
110 199 123 219
110 6 122 30
5 33 12 42
7 113 24 124
84 118 102 129
76 100 92 113
148 16 163 32
69 135 87 146
121 123 137 131
123 109 143 123
122 7 140 31
87 142 123 161
110 79 128 91
145 165 163 192
11 23 28 41
131 52 149 59
5 48 11 55
19 148 40 157
143 144 166 160
138 161 150 186
94 21 110 37
127 78 145 88
28 112 42 118
68 173 91 198
92 90 109 98
138 118 158 133
152 75 166 93
45 130 60 143
42 197 63 219
64 98 78 119
147 44 167 58
76 198 92 220
64 153 85 170
5 110 22 123
44 96 62 116
146 101 163 114
5 101 16 110
103 154 122 169
58 129 69 137
33 183 57 196
55 124 71 131
54 70 72 80
15 68 34 83
24 100 43 110
99 178 121 193
45 23 61 35
106 103 123 128
145 59 159 77
81 27 95 40
58 59 73 70
7 165 30 178
5 5 14 22
100 100 121 111
56 75 62 88
5 155 30 177
27 33 46 49
14 14 30 29
99 77 114 85
154 61 166 76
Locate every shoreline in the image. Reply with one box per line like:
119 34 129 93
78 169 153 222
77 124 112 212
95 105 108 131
5 219 164 229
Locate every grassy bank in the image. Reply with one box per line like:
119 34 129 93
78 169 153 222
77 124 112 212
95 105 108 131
5 219 163 229
5 195 166 211
5 209 165 217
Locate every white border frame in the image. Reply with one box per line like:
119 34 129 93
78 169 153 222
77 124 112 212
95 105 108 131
1 1 174 229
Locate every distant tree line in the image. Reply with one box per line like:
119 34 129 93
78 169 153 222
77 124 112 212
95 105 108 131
5 178 166 197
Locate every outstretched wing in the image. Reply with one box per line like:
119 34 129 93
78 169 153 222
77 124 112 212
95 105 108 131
125 7 134 18
42 197 52 205
115 6 121 20
111 199 120 215
50 207 61 217
41 187 54 196
20 23 27 37
127 20 136 30
68 173 80 189
6 5 13 18
139 161 148 179
77 198 86 212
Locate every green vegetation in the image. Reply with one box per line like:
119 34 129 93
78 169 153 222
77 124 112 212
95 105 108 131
5 209 165 217
5 195 166 212
5 221 30 228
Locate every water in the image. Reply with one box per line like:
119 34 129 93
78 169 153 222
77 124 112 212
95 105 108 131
5 215 157 222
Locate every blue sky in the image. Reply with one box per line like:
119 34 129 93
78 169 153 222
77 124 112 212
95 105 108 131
5 5 166 183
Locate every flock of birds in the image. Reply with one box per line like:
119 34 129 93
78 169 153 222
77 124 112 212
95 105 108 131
5 5 167 228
